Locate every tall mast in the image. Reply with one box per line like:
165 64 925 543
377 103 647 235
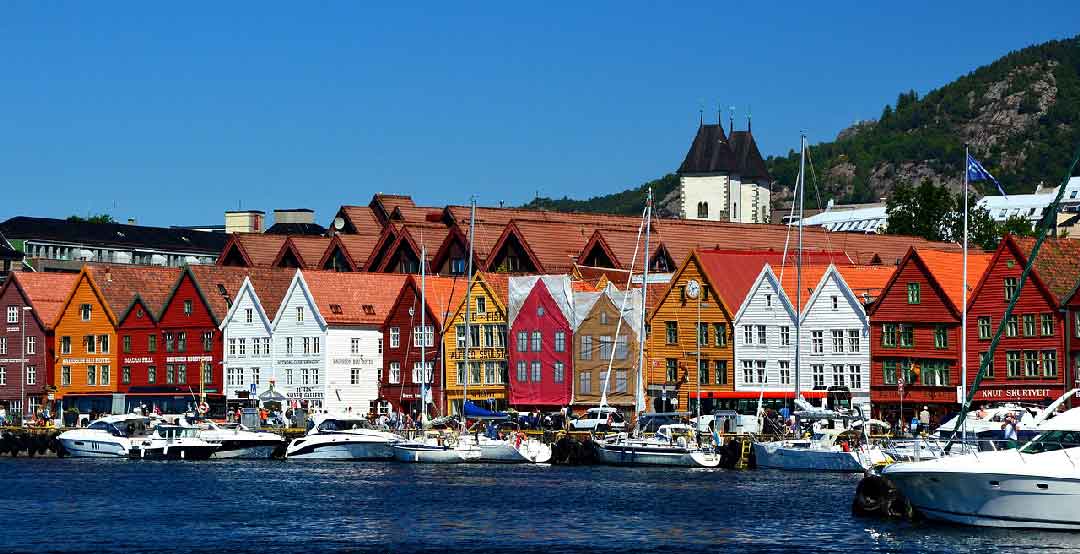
962 144 969 443
795 134 806 401
462 198 476 420
636 188 652 414
420 240 427 426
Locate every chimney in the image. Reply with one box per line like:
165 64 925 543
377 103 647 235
273 208 315 226
225 210 265 234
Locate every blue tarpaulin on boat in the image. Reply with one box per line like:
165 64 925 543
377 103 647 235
463 400 506 418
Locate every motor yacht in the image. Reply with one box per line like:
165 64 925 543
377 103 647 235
286 414 400 460
185 418 284 459
57 414 156 458
595 423 721 468
884 406 1080 529
128 425 219 460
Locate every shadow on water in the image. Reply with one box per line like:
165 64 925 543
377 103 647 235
3 459 1080 554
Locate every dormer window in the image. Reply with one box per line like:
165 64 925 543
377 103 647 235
296 306 305 322
330 304 343 315
80 304 92 321
832 296 839 310
184 300 193 316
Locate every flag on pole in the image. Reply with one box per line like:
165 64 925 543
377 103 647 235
966 153 1007 198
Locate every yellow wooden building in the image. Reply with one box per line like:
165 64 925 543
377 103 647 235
442 272 510 415
645 250 736 412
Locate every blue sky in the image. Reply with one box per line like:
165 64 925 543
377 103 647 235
2 2 1077 227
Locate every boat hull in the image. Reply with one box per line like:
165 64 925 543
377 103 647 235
212 443 280 459
286 437 395 460
130 444 219 461
886 469 1080 530
392 444 479 463
753 442 885 472
596 444 720 468
469 438 553 464
58 438 129 458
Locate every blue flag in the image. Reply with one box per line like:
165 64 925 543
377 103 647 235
966 153 1007 198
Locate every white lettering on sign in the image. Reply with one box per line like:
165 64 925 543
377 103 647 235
0 358 28 364
286 386 324 400
61 357 112 365
165 355 212 363
977 388 1056 400
331 356 373 366
6 326 19 333
123 357 154 364
276 358 321 366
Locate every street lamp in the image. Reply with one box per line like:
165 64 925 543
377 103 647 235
20 305 32 423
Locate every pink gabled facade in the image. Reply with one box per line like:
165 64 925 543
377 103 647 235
508 277 574 409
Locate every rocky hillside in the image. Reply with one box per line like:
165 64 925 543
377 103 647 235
524 35 1080 216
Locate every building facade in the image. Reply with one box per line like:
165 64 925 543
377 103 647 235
571 286 643 418
507 276 575 411
732 265 799 398
269 272 327 411
676 118 772 224
53 269 119 414
442 272 509 415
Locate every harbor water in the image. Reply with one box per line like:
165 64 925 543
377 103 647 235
4 459 1080 554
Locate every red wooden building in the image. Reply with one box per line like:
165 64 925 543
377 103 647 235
966 236 1080 406
380 274 467 416
0 272 79 419
508 276 575 410
868 248 992 425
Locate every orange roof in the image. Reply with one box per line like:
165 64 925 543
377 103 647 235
1013 236 1080 302
477 271 510 307
509 219 595 273
695 250 849 313
303 272 408 325
779 264 896 310
415 274 469 328
287 236 333 267
334 234 381 269
9 272 80 329
233 234 289 267
186 266 297 322
917 249 993 311
338 205 383 236
85 264 182 321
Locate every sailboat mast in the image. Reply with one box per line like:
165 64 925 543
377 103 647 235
962 144 969 443
637 188 652 415
420 240 427 425
795 134 806 401
462 198 476 420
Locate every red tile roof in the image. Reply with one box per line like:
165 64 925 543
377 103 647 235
695 249 848 313
288 236 333 267
1013 236 1080 302
336 234 382 269
303 271 408 325
917 249 993 311
338 205 383 236
232 234 289 267
85 264 182 321
186 266 295 323
415 274 470 328
10 272 80 329
779 264 896 310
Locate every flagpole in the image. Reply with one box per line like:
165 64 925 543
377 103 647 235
962 144 969 444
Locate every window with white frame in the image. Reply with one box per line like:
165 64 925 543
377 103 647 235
744 325 753 345
6 306 17 324
516 360 527 382
742 360 754 384
811 331 823 354
301 368 310 385
0 366 5 385
25 366 35 385
351 367 361 385
296 306 304 322
351 338 360 354
554 331 566 352
554 362 565 384
812 364 824 387
580 335 592 360
780 326 790 346
531 331 541 352
390 327 400 348
303 337 310 354
245 308 253 323
779 360 791 384
832 364 845 387
531 361 541 383
832 330 844 353
286 337 293 355
848 330 860 353
25 336 35 355
755 360 766 384
228 338 236 356
848 365 862 389
389 362 401 383
757 325 766 345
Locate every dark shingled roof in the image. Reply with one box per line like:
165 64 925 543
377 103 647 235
677 124 737 175
0 216 227 254
729 130 771 181
265 222 327 236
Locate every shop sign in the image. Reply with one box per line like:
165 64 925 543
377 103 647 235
0 358 27 364
976 387 1058 401
331 355 374 366
287 386 324 400
165 355 212 363
61 357 112 365
123 357 154 364
277 358 321 366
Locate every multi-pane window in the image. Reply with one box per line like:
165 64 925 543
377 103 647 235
934 326 948 349
177 332 186 352
1004 277 1018 300
714 323 727 347
599 336 613 360
832 364 845 387
1041 313 1054 336
301 369 310 385
99 365 109 386
780 326 790 346
742 360 754 384
166 365 175 384
756 360 766 384
900 325 914 348
697 323 708 346
907 283 921 304
85 335 96 354
62 366 71 386
252 338 261 357
579 371 592 394
303 337 311 355
531 361 541 383
599 311 609 325
882 324 897 347
245 308 253 323
779 360 791 384
580 335 593 360
203 332 213 352
351 338 360 354
148 335 157 353
699 359 709 385
228 338 236 356
6 306 16 324
666 322 678 344
203 362 212 385
980 352 995 378
1006 351 1021 378
531 331 542 352
848 330 860 353
389 362 401 384
25 366 35 385
183 299 193 316
238 338 246 357
1042 350 1058 378
715 360 728 385
883 360 898 385
61 336 71 354
412 362 433 384
80 304 91 321
87 365 96 386
351 368 361 385
666 358 678 383
1006 315 1019 337
98 335 109 353
554 331 566 353
744 325 754 345
390 327 400 349
615 336 628 360
456 325 466 349
757 325 766 345
978 316 991 339
413 325 434 348
811 331 823 354
554 362 565 383
832 330 844 353
285 337 293 355
1023 350 1039 377
296 306 305 322
475 297 486 314
148 366 156 384
811 365 824 388
25 336 36 355
848 365 861 389
921 362 949 387
614 369 626 392
165 332 174 353
1023 314 1036 337
0 366 5 385
122 335 131 354
121 366 131 384
517 361 529 383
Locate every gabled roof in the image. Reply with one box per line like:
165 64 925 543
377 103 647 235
507 275 575 328
917 249 993 313
0 216 226 253
509 220 597 274
303 271 409 325
85 264 181 323
217 234 289 267
677 123 737 174
485 221 545 273
577 229 622 269
334 205 382 235
780 264 895 310
728 130 771 181
3 272 80 330
186 266 289 323
286 236 333 268
218 269 297 331
410 274 469 329
1013 235 1080 304
55 268 119 328
696 249 848 315
733 264 798 324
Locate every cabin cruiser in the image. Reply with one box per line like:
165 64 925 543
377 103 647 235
753 401 890 472
392 431 482 463
128 425 219 460
286 414 400 460
934 402 1043 441
57 414 156 458
183 418 283 459
884 406 1080 529
596 421 721 468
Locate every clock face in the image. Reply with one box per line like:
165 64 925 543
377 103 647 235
686 279 701 299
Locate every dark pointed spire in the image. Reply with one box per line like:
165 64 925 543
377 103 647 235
729 105 735 136
747 105 752 133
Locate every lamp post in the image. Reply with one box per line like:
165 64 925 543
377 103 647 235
20 305 32 423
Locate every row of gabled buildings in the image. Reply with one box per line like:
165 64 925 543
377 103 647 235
2 235 1077 424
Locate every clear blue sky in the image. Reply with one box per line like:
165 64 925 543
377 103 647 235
2 2 1078 227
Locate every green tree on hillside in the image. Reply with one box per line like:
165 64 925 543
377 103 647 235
886 180 1002 250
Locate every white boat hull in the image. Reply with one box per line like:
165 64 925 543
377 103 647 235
596 444 720 468
212 444 280 459
754 441 887 472
59 438 129 458
468 437 553 464
286 436 396 460
392 444 480 463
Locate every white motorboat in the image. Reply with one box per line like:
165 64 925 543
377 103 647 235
753 434 890 472
463 432 552 464
58 414 156 458
128 425 220 460
186 419 283 459
884 407 1080 529
286 415 400 460
596 424 721 468
392 432 481 463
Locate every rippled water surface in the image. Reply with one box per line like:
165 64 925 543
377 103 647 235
3 459 1080 553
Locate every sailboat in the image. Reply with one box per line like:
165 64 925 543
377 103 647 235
593 189 721 468
752 134 888 472
392 228 482 463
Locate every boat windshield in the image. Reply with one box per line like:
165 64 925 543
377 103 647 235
319 419 373 432
1020 430 1080 454
89 418 148 437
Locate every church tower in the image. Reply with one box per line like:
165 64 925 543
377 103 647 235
677 111 771 223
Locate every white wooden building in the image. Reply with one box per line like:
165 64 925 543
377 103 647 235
732 265 799 394
269 271 328 410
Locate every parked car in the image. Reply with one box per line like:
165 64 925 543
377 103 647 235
570 407 627 431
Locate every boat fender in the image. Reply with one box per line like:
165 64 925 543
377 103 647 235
515 431 525 449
